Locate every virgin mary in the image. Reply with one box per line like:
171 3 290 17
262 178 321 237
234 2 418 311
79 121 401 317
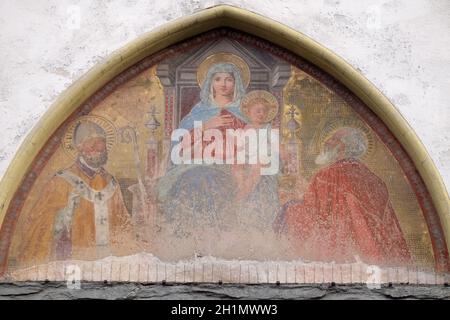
157 59 249 237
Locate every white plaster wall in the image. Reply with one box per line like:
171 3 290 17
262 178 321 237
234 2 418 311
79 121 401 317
0 0 449 194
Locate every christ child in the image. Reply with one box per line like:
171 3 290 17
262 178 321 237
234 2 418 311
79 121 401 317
232 94 277 201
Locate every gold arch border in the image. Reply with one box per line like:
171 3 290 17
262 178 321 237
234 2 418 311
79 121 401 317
0 5 448 249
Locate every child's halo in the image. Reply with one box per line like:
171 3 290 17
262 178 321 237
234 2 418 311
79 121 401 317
240 90 279 123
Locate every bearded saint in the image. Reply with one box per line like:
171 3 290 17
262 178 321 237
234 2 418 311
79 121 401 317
16 121 136 266
282 127 412 266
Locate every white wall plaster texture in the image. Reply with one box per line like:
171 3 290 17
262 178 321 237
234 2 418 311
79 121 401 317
0 0 448 194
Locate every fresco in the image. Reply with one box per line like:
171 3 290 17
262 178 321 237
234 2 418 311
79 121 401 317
0 29 446 283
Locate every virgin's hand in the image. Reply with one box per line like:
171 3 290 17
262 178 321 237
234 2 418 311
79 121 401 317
204 115 234 130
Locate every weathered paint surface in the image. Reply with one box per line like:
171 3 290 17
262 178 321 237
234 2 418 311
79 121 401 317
0 28 445 284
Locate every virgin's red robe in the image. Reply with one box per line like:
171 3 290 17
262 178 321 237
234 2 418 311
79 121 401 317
284 158 412 265
184 108 246 161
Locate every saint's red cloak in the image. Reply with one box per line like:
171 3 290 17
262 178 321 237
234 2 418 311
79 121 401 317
284 158 412 265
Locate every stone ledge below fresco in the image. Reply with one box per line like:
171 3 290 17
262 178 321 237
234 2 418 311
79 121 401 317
0 282 449 300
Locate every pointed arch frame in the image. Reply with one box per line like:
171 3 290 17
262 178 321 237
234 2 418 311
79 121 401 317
0 5 448 270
